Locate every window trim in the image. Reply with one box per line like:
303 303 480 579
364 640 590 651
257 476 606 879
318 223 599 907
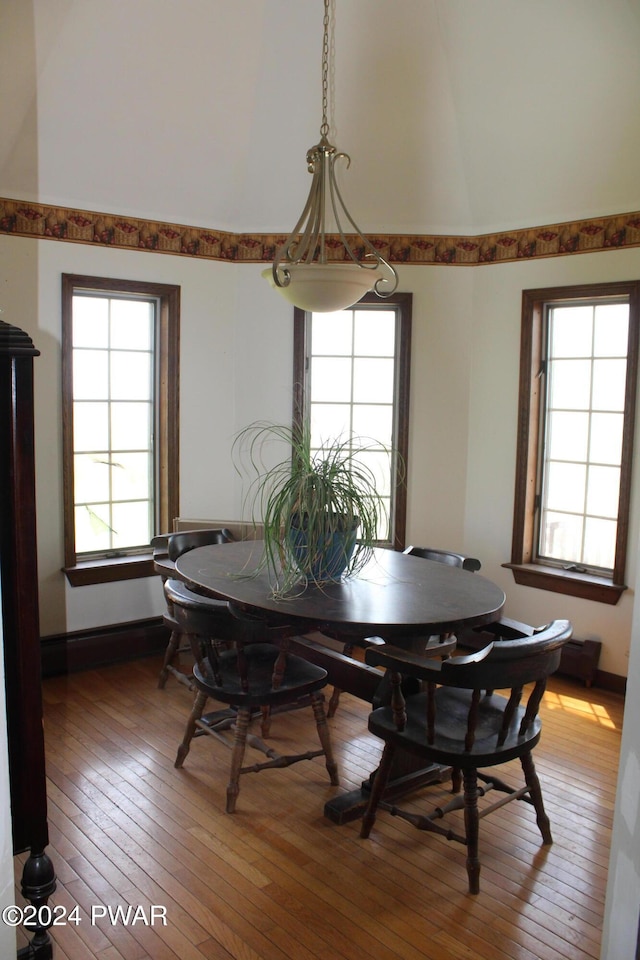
292 291 412 551
504 280 640 605
61 274 180 585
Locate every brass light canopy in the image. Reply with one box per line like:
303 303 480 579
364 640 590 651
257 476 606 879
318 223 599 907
263 0 398 313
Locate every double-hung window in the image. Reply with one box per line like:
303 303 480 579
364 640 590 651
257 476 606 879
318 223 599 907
507 281 639 604
293 292 411 549
62 275 180 585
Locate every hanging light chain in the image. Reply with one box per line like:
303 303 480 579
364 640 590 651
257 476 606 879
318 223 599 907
320 0 330 139
265 0 399 305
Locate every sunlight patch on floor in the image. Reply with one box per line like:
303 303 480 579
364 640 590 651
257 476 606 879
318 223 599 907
544 689 617 729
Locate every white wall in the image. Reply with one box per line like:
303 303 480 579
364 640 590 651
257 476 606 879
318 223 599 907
396 250 640 678
602 540 640 958
2 4 639 954
0 238 303 635
6 2 640 238
1 236 241 633
463 249 640 679
400 264 475 549
3 234 640 677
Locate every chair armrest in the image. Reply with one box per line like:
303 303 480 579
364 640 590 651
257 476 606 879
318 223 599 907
490 616 536 638
364 639 491 679
364 643 445 678
483 619 572 659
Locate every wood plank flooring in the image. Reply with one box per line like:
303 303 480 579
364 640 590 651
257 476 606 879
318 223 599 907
16 655 624 960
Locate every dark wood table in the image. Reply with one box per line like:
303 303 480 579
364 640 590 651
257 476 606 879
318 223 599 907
175 541 505 638
175 540 506 821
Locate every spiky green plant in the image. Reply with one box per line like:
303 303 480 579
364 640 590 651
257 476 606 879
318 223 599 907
232 420 389 595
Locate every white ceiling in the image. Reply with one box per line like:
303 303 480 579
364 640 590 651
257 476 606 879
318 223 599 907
2 0 640 236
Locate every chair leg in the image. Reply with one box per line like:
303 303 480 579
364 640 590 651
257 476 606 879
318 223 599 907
360 743 396 839
227 707 251 813
327 686 341 718
158 629 181 688
521 751 552 844
175 689 207 767
260 705 272 739
310 692 339 785
463 768 481 894
327 641 355 717
451 767 462 793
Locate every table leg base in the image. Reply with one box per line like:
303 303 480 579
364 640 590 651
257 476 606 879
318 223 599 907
324 763 451 824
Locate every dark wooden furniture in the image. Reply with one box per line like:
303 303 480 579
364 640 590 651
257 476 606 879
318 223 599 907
457 619 602 687
175 541 506 821
153 528 235 689
403 544 482 571
0 321 56 958
360 618 572 893
557 637 602 687
168 583 339 812
160 575 237 691
326 544 482 717
174 542 505 642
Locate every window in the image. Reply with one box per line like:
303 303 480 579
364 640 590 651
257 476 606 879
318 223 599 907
293 292 411 549
62 275 180 585
506 281 639 604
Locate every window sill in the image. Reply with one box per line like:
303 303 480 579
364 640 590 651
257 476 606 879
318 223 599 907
63 554 156 586
502 563 626 605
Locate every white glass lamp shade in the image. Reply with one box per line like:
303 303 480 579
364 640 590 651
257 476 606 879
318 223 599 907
262 262 386 313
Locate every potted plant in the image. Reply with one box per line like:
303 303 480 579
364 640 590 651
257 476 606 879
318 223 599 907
232 420 389 596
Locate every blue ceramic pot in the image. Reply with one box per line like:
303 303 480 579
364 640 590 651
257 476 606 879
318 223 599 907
287 520 358 582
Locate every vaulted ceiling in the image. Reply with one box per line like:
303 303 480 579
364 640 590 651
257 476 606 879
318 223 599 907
3 0 640 236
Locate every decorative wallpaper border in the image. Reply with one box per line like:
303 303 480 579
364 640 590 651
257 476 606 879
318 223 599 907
2 196 640 266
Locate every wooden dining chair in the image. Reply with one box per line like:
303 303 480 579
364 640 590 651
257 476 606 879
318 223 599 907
403 545 482 571
326 545 481 717
169 587 339 813
360 618 572 893
154 528 235 689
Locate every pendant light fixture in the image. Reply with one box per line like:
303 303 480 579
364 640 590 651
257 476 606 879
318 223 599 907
262 0 398 313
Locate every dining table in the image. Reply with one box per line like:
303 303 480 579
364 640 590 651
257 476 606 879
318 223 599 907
174 539 506 821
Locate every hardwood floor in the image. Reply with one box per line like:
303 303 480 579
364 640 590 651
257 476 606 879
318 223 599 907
17 655 624 960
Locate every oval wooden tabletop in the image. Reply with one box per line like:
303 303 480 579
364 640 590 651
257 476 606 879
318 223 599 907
175 541 506 640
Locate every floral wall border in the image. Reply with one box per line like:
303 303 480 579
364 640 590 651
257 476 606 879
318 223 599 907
2 196 640 266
